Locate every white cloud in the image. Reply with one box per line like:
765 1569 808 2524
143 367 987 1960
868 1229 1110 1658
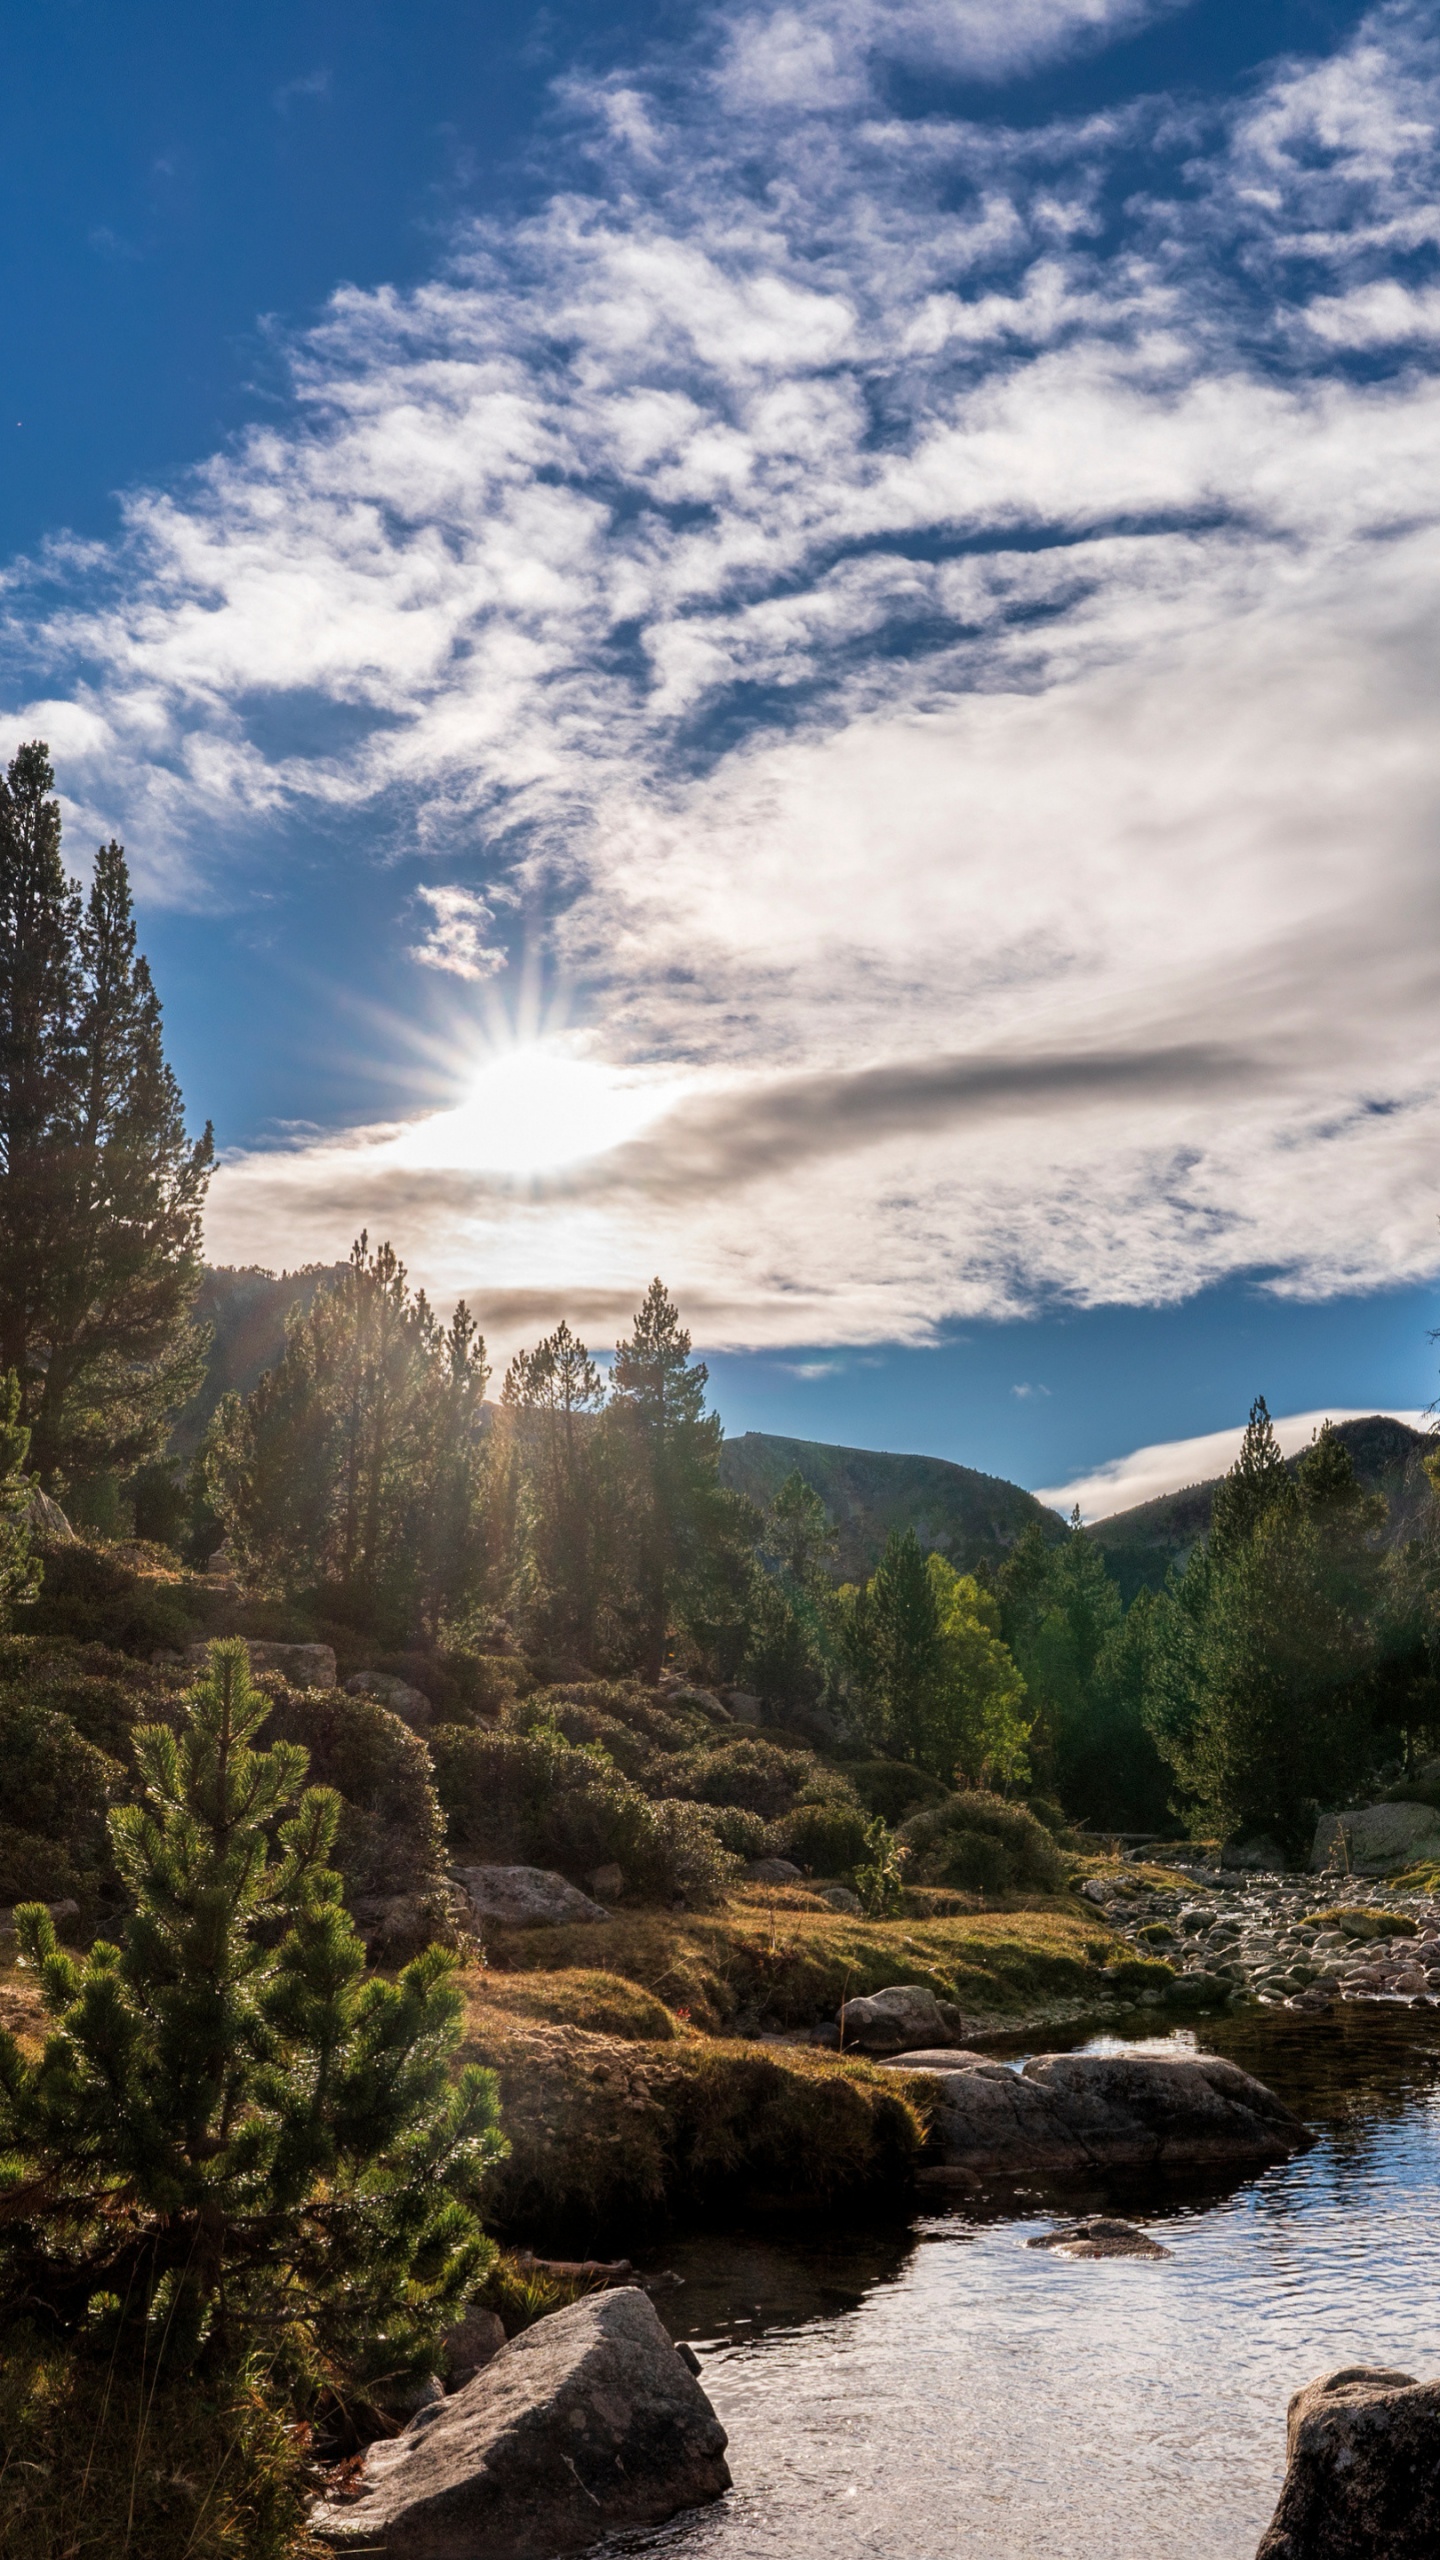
7 0 1440 1341
1038 1409 1432 1521
408 884 508 981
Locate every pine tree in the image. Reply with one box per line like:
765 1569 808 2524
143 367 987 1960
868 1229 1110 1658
605 1280 728 1681
0 745 213 1486
868 1527 944 1765
1209 1395 1293 1561
502 1321 608 1665
0 1367 41 1623
204 1237 488 1636
0 1641 502 2383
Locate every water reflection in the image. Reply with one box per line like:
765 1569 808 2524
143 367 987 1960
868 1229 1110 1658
631 2014 1440 2560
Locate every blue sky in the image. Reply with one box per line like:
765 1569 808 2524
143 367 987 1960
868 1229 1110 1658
5 0 1439 1503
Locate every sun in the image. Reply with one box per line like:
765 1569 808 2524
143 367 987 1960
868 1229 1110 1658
392 1037 680 1177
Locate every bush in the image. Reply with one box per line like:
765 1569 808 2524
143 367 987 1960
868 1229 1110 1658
668 1737 817 1819
431 1724 738 1906
845 1758 950 1824
13 1543 198 1654
897 1791 1067 1895
0 1698 121 1904
703 1803 770 1859
773 1795 873 1875
261 1682 449 1913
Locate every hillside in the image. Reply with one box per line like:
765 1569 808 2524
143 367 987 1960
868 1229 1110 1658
170 1263 346 1456
717 1429 1066 1579
1086 1413 1434 1600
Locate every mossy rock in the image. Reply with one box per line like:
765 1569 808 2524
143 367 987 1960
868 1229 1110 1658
1310 1907 1417 1940
1136 1921 1176 1945
1103 1956 1176 1994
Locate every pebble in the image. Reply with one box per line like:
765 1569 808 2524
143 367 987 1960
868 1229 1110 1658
1089 1865 1440 2012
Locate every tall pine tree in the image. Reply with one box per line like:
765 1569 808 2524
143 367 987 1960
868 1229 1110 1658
605 1280 729 1681
0 745 212 1486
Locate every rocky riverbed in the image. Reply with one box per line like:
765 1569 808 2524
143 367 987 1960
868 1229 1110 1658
1084 1863 1440 2013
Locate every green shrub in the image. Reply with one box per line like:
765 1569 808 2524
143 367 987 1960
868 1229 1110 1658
669 1737 817 1818
13 1543 198 1654
773 1795 873 1875
845 1758 950 1824
704 1803 770 1859
0 1698 121 1903
261 1684 450 1912
431 1724 738 1906
1025 1794 1069 1835
897 1790 1066 1895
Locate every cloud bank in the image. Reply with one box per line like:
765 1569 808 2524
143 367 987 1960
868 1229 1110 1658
9 0 1440 1347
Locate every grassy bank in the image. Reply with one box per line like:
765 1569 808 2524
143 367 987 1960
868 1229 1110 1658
483 1882 1116 2035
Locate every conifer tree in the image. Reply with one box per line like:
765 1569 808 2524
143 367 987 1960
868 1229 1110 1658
0 1641 502 2381
1209 1395 1293 1560
605 1280 729 1680
0 1367 41 1623
0 745 212 1485
502 1320 608 1664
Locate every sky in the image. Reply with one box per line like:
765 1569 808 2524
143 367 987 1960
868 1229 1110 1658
4 0 1440 1506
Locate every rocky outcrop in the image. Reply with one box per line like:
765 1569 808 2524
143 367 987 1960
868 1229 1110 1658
840 1984 967 2054
186 1638 337 1689
454 1864 611 1928
24 1485 75 1546
312 2289 730 2558
1311 1803 1440 1876
1255 2366 1440 2558
346 1671 433 1728
888 2049 1305 2179
1026 2215 1171 2259
743 1857 803 1885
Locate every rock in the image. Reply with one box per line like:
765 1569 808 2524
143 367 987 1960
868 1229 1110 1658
443 2305 507 2388
1222 1835 1288 1872
587 1863 625 1901
345 1671 433 1727
886 2050 1305 2178
1255 2366 1440 2558
817 1883 862 1914
883 2047 995 2070
453 1865 611 1929
311 2288 731 2558
1081 1875 1124 1904
839 1984 967 2054
1311 1803 1440 1876
24 1485 75 1545
185 1639 337 1689
743 1857 803 1885
721 1689 762 1724
1026 2216 1172 2259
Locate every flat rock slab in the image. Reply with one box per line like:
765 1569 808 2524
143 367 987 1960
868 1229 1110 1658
312 2290 730 2559
886 2050 1305 2176
1256 2366 1440 2558
1026 2216 1172 2259
454 1864 611 1928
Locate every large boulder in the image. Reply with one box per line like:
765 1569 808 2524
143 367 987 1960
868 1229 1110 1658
888 2050 1305 2178
186 1638 337 1690
312 2289 730 2558
454 1864 611 1928
1311 1803 1440 1875
840 1984 967 2054
1255 2366 1440 2558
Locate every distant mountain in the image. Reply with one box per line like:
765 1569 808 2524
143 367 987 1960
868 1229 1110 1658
717 1429 1066 1579
1086 1413 1435 1602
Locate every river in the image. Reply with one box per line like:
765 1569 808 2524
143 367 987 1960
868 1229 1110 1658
636 2010 1440 2560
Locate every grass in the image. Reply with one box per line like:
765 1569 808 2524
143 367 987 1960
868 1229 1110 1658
0 2327 318 2560
479 1883 1115 2036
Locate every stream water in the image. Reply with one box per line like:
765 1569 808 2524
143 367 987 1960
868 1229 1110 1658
636 2010 1440 2560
